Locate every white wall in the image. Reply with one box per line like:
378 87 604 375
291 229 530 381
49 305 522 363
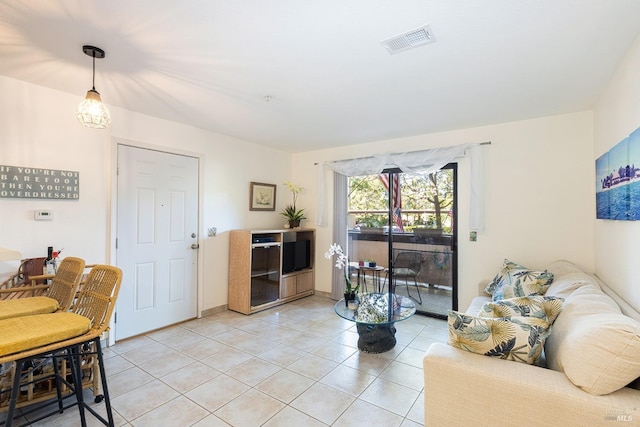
594 34 640 313
0 75 292 313
294 111 595 310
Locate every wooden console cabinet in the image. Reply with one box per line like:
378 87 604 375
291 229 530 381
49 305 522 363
228 228 315 314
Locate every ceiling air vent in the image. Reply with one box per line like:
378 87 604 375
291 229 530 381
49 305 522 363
380 24 436 54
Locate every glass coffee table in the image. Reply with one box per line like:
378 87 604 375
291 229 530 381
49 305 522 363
334 293 416 353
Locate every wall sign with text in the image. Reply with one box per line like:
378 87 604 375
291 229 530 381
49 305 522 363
0 165 80 200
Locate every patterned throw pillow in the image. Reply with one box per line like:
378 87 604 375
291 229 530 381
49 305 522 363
484 259 554 301
479 296 565 324
448 310 551 365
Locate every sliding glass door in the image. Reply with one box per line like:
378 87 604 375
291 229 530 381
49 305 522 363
346 164 458 318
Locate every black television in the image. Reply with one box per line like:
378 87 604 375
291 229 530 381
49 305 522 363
282 240 311 273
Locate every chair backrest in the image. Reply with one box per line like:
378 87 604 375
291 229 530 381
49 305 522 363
71 265 122 334
19 257 47 285
46 257 86 311
393 251 423 274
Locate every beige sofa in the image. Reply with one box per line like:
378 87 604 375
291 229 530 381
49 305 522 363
423 260 640 427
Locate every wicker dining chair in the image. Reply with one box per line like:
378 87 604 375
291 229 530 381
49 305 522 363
0 257 46 300
0 257 85 320
0 264 122 427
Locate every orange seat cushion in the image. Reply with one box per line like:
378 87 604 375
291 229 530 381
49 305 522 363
0 312 91 357
0 297 59 320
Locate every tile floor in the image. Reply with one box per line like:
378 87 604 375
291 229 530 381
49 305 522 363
7 295 448 426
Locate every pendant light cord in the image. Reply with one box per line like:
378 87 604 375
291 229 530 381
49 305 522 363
92 51 96 91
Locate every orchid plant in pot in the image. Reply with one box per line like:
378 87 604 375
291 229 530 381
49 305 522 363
325 243 359 307
281 181 306 228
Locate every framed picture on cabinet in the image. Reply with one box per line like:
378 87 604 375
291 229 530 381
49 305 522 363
250 182 276 211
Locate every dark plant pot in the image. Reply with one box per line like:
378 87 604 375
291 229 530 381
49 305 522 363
344 291 356 307
289 219 301 228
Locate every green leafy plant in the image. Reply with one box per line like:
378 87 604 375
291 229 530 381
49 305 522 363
281 181 307 221
281 204 306 221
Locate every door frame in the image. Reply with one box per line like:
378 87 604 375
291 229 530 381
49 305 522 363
108 137 205 345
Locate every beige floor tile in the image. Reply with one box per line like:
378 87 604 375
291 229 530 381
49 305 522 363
406 390 425 425
394 347 427 369
257 344 306 367
285 332 327 352
179 338 227 359
359 377 420 417
191 413 234 426
108 366 155 398
319 364 376 397
332 399 403 427
104 355 135 376
255 369 315 403
342 351 393 376
331 330 360 348
287 354 338 381
227 357 281 386
64 295 448 426
312 341 358 363
213 329 257 347
400 418 424 427
118 341 173 366
262 406 328 426
140 349 195 377
111 379 180 421
129 395 209 427
201 346 253 372
184 374 249 411
189 321 234 338
233 335 281 355
290 382 355 425
214 388 285 426
111 336 157 355
160 361 220 393
158 329 206 350
145 324 186 342
379 361 425 391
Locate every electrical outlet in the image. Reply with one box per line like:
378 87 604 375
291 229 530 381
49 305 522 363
208 227 217 237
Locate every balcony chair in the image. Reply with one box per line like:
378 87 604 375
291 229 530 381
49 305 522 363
0 257 85 320
0 264 122 427
383 251 423 304
0 257 47 300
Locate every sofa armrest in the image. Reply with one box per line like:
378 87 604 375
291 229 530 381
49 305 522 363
423 343 639 427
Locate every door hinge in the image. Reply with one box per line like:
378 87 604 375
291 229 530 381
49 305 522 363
115 238 118 249
114 312 117 323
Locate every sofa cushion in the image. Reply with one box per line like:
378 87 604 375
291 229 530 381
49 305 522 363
479 296 565 324
544 284 640 395
448 310 551 365
484 259 554 301
544 260 603 299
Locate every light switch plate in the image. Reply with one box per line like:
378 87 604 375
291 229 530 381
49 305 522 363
35 210 54 220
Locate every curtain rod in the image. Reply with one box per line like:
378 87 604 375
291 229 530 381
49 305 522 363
313 141 491 166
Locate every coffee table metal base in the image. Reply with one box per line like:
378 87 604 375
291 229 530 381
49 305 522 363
356 322 397 353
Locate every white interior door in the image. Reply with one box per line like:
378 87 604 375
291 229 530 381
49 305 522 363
116 145 199 340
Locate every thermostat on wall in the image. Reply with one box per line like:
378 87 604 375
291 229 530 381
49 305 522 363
34 210 54 220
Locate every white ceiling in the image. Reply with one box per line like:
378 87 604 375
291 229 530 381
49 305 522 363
1 1 639 153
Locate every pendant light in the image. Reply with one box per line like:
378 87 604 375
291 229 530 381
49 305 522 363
75 45 111 129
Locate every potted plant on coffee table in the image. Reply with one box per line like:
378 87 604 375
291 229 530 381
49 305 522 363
325 243 359 307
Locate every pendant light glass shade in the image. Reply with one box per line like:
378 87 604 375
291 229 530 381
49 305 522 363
76 45 111 129
76 89 111 129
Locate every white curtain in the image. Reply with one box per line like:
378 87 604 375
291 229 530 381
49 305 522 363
331 172 349 300
315 142 488 228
